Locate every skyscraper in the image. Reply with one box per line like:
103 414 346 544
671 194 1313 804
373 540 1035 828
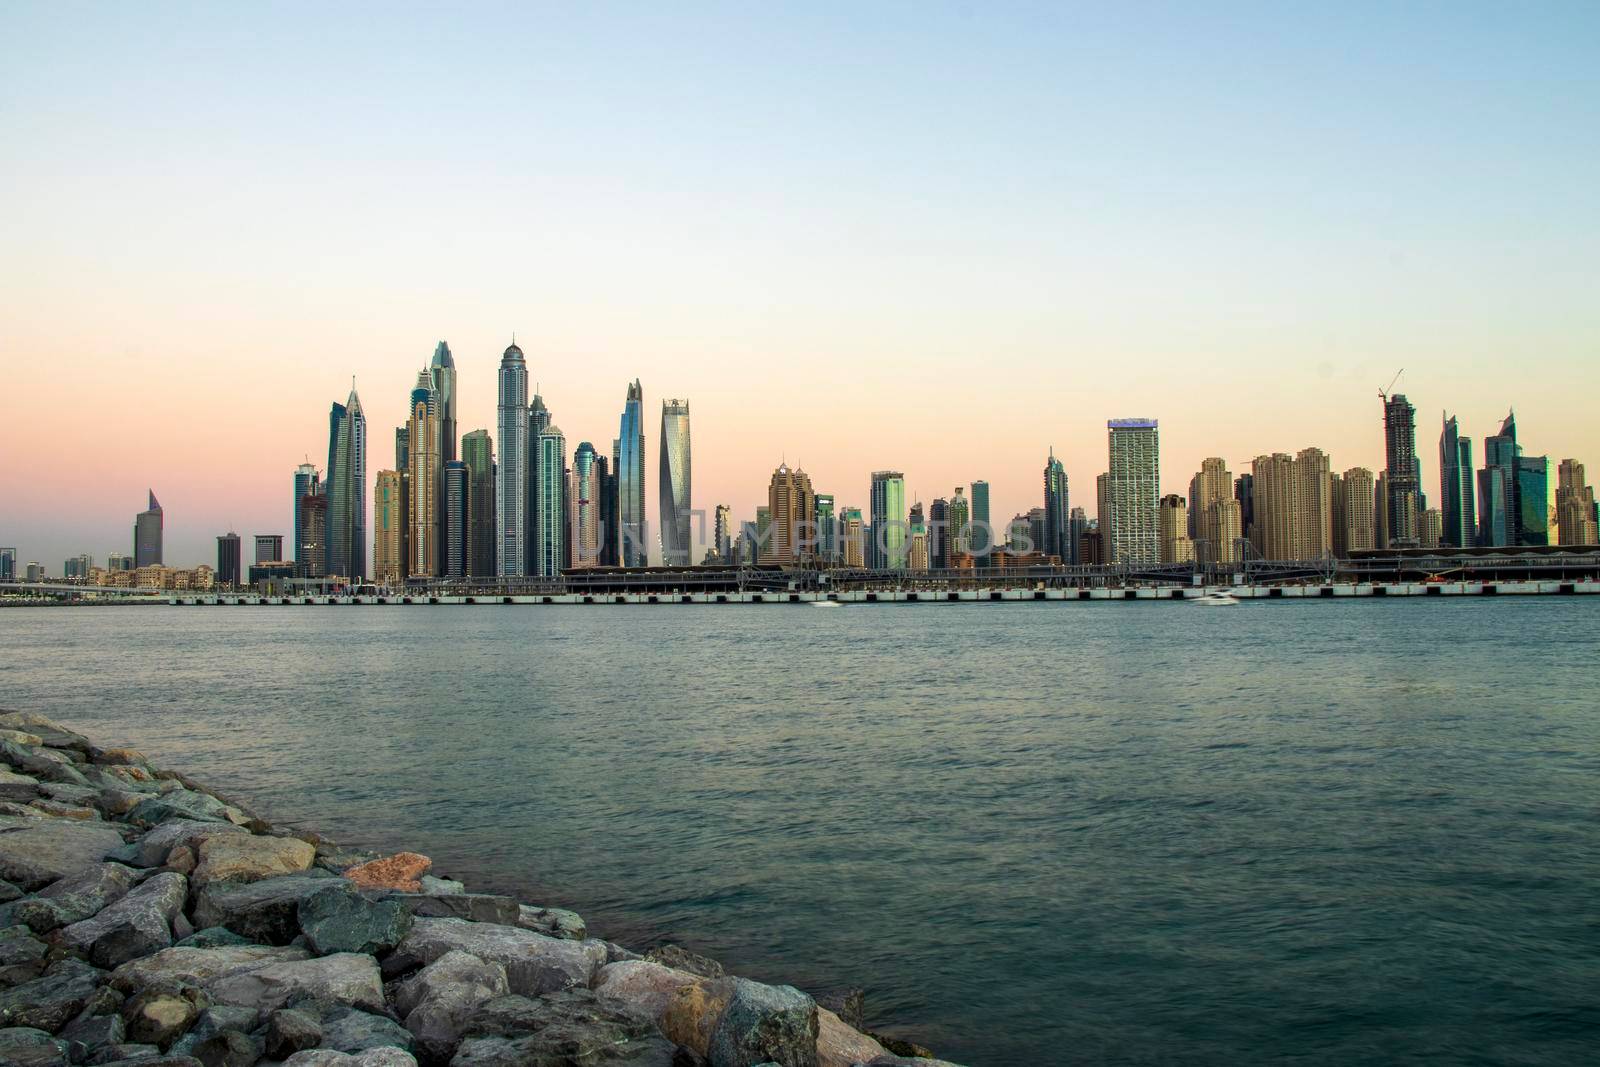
533 423 567 578
1332 467 1377 557
394 427 410 576
1556 460 1598 545
659 399 692 566
1106 420 1160 564
253 535 284 564
908 502 929 570
216 532 241 588
461 430 496 578
813 494 836 564
616 381 646 567
947 488 970 556
135 491 163 567
298 493 327 577
596 454 618 567
293 464 318 569
969 480 991 555
841 507 865 567
431 342 457 466
1043 451 1069 564
1191 457 1239 564
1069 506 1089 565
1158 496 1195 563
326 385 367 580
714 504 733 563
1439 414 1476 548
407 371 440 578
1250 449 1332 560
1 548 16 580
1383 393 1422 548
373 471 403 585
444 461 469 578
572 441 602 568
1518 455 1549 546
870 471 907 569
495 342 528 577
928 497 948 569
764 463 816 563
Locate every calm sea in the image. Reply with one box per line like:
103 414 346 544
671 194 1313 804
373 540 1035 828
2 601 1597 1066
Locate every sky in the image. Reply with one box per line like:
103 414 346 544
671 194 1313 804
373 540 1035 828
2 2 1597 568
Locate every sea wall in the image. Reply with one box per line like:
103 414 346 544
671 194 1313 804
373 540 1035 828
0 712 962 1067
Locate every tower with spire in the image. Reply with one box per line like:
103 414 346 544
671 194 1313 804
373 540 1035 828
327 380 367 581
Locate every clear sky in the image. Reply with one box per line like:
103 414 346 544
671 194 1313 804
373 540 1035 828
3 2 1597 567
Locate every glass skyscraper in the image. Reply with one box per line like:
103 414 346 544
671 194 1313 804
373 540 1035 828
444 461 469 578
534 424 567 578
616 380 647 567
659 399 692 566
1106 419 1160 564
461 429 496 578
970 480 991 554
134 490 163 567
1383 393 1422 547
326 385 366 580
1043 450 1069 563
870 471 906 569
1439 414 1475 548
292 465 318 569
495 342 528 577
1478 412 1519 547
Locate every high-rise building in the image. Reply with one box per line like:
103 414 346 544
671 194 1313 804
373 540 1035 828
444 461 469 578
216 533 241 588
1478 412 1518 547
571 442 602 569
1158 495 1195 563
1251 449 1332 560
134 490 163 567
841 507 866 567
714 504 733 563
461 430 496 578
407 371 440 578
763 463 816 563
293 463 319 569
253 535 284 564
1234 473 1254 545
1105 420 1160 564
326 385 367 581
813 494 836 564
659 400 692 566
947 488 970 556
373 471 403 584
394 427 410 575
1043 451 1069 564
1383 393 1422 547
64 554 93 580
1069 506 1089 565
0 548 15 580
106 555 134 572
1291 448 1333 560
596 454 618 567
908 502 929 570
431 342 457 466
969 481 991 555
1332 467 1376 557
929 497 949 569
1556 460 1598 545
298 493 327 577
1439 415 1476 548
533 424 567 578
617 381 647 567
1190 458 1239 563
1517 455 1549 546
495 342 528 577
1421 508 1443 549
869 472 906 569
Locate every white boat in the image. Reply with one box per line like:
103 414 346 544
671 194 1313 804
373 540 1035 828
810 599 842 608
1190 591 1240 606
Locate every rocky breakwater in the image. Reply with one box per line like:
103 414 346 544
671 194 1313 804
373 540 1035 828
0 712 964 1067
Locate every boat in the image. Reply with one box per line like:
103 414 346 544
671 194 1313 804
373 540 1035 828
810 599 842 608
1190 591 1240 606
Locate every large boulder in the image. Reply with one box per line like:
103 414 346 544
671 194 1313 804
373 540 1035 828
0 1025 74 1067
205 953 384 1015
0 958 107 1032
317 1007 414 1054
0 742 88 786
191 874 338 945
111 946 310 995
0 926 49 968
284 1049 417 1067
395 895 519 927
125 793 234 831
391 919 605 997
0 816 126 891
0 863 141 933
705 979 817 1067
297 884 412 956
393 951 508 1064
180 1028 260 1067
514 906 586 942
61 1010 127 1052
594 960 699 1020
0 715 92 754
814 1009 883 1067
192 837 314 887
62 872 188 968
451 990 683 1067
0 771 42 802
643 946 722 979
131 823 248 870
121 983 209 1048
263 1008 321 1060
343 855 430 894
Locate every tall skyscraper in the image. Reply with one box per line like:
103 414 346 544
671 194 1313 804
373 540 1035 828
763 463 816 563
293 464 318 568
1106 420 1160 564
298 493 327 577
841 507 866 567
326 385 367 580
659 399 692 566
813 494 836 564
870 471 907 568
1518 455 1549 546
444 461 469 578
1250 449 1332 560
1069 506 1089 565
533 423 567 578
908 502 929 570
0 547 16 580
572 441 602 568
134 491 163 567
616 381 647 567
373 471 403 585
461 430 496 578
253 534 284 564
1383 393 1422 548
1439 414 1476 548
1191 457 1239 563
1158 496 1195 563
714 504 733 563
495 342 528 578
216 533 241 588
431 342 457 466
407 371 440 578
596 454 618 567
1043 451 1069 564
947 488 970 556
1556 460 1598 545
1332 467 1377 557
929 497 949 569
394 427 410 575
969 480 991 555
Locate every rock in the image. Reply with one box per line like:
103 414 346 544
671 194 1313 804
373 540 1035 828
85 1044 170 1064
0 743 88 786
167 850 197 877
0 715 92 754
604 943 643 964
99 792 151 818
391 919 605 998
0 958 107 1032
0 1025 75 1067
706 979 817 1067
815 992 864 1034
284 1049 417 1067
342 855 430 894
111 946 310 995
206 953 384 1015
594 960 699 1020
297 885 412 956
0 880 22 905
172 913 195 942
0 816 127 891
453 989 681 1067
656 978 735 1057
121 983 209 1047
861 1057 965 1067
192 875 339 945
187 1028 261 1067
395 895 518 927
644 945 722 979
0 862 141 933
312 847 383 875
174 929 252 951
263 1009 321 1060
125 794 233 831
184 1007 259 1043
91 749 149 768
814 1009 883 1067
392 951 507 1064
513 906 586 942
415 878 463 896
63 872 187 967
316 1007 413 1054
0 771 42 802
0 731 44 747
133 823 248 870
193 838 314 888
0 926 48 967
62 1010 127 1050
29 799 101 820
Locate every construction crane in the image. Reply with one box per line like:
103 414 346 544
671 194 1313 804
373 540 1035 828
1378 368 1404 404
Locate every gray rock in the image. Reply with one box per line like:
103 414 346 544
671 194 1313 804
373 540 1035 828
0 715 92 754
297 885 412 956
263 1009 321 1060
87 1043 162 1064
93 1053 200 1067
172 913 195 942
453 990 681 1067
0 743 89 787
862 1058 966 1067
131 822 248 869
121 982 209 1047
0 862 142 933
593 960 699 1021
604 943 642 964
187 1007 260 1043
0 879 22 905
316 1007 413 1055
391 920 605 998
206 953 384 1016
394 895 518 927
0 771 42 802
0 926 48 967
111 946 310 996
192 875 338 946
187 1028 261 1067
192 837 315 888
174 929 252 951
311 847 383 875
62 1010 127 1050
0 1026 74 1067
514 906 586 942
415 878 463 896
0 816 127 892
644 946 723 980
284 1049 417 1067
393 951 507 1064
125 793 233 831
0 958 107 1032
63 872 187 967
706 979 817 1067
